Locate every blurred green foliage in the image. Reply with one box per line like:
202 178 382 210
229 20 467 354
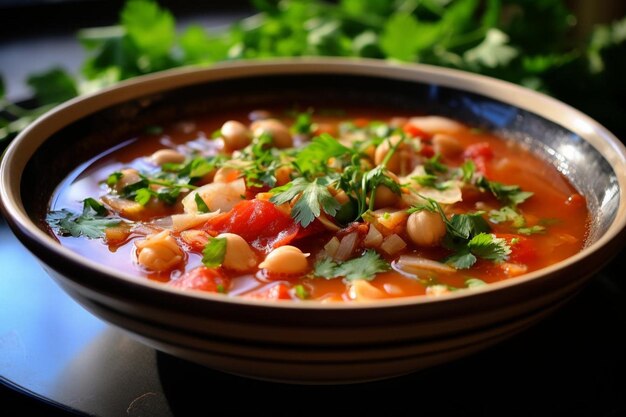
1 0 625 147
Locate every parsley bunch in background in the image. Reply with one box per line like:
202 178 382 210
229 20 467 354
1 0 625 149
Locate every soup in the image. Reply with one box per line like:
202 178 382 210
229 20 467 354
47 107 589 302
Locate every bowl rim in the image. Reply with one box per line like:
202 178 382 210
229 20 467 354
2 57 626 310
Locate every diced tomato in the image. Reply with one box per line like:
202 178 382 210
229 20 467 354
353 118 370 128
313 123 337 137
246 282 292 300
463 142 494 161
204 199 316 252
496 234 538 264
170 266 230 293
245 184 270 200
180 230 211 252
463 142 494 176
403 123 429 139
419 144 435 158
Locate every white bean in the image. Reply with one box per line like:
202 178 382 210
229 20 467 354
406 210 447 247
135 230 184 272
113 168 141 193
259 245 309 275
221 120 252 151
181 178 246 214
149 149 185 166
217 233 257 272
374 136 412 175
432 134 464 158
251 119 293 148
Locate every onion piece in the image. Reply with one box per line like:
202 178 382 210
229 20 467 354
373 209 408 231
380 234 406 255
317 212 341 231
394 255 455 276
363 224 383 248
324 237 340 258
182 178 245 214
408 116 464 135
335 232 358 261
169 212 220 232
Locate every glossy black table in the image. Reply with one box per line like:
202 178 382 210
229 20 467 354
2 215 626 416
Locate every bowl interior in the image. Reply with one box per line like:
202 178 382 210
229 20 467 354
21 72 617 246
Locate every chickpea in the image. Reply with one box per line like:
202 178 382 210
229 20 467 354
217 233 257 272
149 149 185 166
348 280 386 301
274 165 293 186
373 172 400 209
258 245 309 275
374 136 412 175
251 119 293 149
136 230 184 272
406 210 447 247
221 120 252 151
113 168 141 193
432 134 464 158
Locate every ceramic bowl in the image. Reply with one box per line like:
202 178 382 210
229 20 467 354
1 58 625 384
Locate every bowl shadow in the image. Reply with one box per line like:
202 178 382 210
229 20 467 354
156 252 626 417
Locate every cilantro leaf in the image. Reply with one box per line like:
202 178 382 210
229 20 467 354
202 237 227 268
459 160 476 183
465 278 487 288
27 68 78 105
291 110 314 135
312 249 390 281
121 0 176 60
195 193 210 213
444 233 510 269
464 28 519 69
134 187 153 205
47 200 120 239
82 197 108 216
293 284 309 300
446 212 491 240
477 177 533 206
444 250 477 269
424 154 448 174
467 233 510 262
489 206 525 228
518 225 546 235
106 171 123 187
270 177 341 228
295 133 353 175
313 258 338 279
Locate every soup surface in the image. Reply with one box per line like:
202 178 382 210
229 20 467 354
48 107 589 302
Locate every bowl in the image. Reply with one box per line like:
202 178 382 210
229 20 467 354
1 58 625 384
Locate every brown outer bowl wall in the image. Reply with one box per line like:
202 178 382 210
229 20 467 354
2 58 626 348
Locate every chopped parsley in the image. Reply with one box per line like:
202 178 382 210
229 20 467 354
312 249 391 281
202 237 227 268
294 133 354 176
489 206 547 235
444 233 511 269
194 193 210 213
476 176 533 206
47 198 120 239
409 197 510 269
270 176 341 228
293 284 309 300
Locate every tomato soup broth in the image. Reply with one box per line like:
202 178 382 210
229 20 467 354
49 107 589 302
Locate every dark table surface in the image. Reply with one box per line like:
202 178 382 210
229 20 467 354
2 7 626 417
